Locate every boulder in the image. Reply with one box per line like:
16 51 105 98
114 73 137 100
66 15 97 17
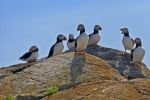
43 80 144 100
86 45 150 79
0 52 124 99
0 46 150 100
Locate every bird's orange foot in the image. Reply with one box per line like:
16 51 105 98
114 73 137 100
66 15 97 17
138 62 145 68
81 50 86 55
75 50 86 55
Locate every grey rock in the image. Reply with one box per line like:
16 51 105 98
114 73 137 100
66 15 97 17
86 45 150 79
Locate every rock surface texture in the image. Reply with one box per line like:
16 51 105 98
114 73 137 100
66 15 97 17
0 46 150 100
86 46 150 79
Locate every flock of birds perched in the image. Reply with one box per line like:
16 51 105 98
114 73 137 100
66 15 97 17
19 24 145 66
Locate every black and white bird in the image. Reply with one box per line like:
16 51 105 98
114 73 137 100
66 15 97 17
75 24 89 53
131 38 145 64
120 28 134 54
47 34 67 58
19 46 39 62
67 34 75 51
88 25 102 46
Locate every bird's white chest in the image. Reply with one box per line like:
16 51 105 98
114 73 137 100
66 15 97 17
89 33 101 45
26 51 39 61
67 41 75 50
122 36 134 50
76 33 89 51
133 47 145 63
53 42 64 56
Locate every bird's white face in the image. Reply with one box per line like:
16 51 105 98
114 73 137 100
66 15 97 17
69 34 74 40
120 28 129 34
57 34 67 41
94 25 102 31
77 24 85 31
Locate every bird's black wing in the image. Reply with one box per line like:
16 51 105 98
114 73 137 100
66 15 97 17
75 36 79 52
19 52 32 60
75 40 77 52
47 44 55 58
89 33 93 37
131 37 135 61
131 49 134 61
131 38 134 45
129 36 134 45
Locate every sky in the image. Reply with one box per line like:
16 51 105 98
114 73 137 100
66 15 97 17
0 0 150 68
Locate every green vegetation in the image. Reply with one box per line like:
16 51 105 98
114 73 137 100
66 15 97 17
44 86 59 96
6 95 15 100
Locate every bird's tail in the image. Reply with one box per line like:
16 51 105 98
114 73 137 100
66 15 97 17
19 57 22 60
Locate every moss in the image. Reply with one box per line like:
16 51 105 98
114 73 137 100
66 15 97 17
44 86 59 96
6 95 15 100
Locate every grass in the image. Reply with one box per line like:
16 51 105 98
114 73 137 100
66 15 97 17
6 95 15 100
44 86 59 96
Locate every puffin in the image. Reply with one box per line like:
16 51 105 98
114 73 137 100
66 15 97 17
75 24 89 53
19 46 39 62
47 34 67 58
67 34 75 51
88 25 102 46
131 38 145 65
120 27 134 54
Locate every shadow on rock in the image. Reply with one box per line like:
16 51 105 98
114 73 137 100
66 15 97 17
70 53 86 82
59 52 86 90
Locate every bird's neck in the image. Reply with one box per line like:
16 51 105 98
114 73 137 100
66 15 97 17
68 39 75 42
32 49 38 52
124 32 129 37
80 29 85 35
136 43 142 48
93 30 99 34
56 39 62 43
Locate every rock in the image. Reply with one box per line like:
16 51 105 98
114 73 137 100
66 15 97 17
16 95 43 100
129 78 150 100
0 52 124 99
86 45 150 79
0 62 38 80
43 80 145 100
43 78 150 100
0 46 150 100
0 95 5 100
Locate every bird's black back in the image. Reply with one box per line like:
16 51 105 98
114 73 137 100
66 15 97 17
131 49 134 61
75 36 80 52
89 30 98 38
89 33 93 38
68 39 75 42
20 52 32 60
131 43 142 60
47 44 55 58
131 38 134 45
